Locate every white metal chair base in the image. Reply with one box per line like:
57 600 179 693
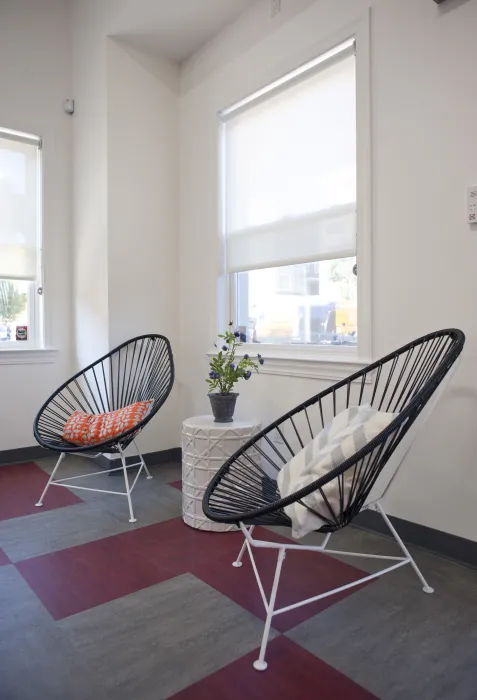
35 439 151 523
233 501 434 672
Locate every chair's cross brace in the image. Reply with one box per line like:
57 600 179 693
52 461 143 483
130 461 146 492
245 539 269 611
35 439 152 523
237 501 433 672
51 483 128 497
239 523 406 561
272 558 410 617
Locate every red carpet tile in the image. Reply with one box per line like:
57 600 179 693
169 480 182 491
0 546 10 566
0 462 82 521
170 636 378 700
16 518 369 624
16 517 242 619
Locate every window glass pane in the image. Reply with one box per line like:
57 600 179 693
0 136 40 281
236 258 357 347
0 279 29 342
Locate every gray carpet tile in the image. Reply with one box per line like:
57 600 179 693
266 520 477 698
287 556 477 700
0 461 182 562
0 566 107 700
58 573 276 700
0 564 52 638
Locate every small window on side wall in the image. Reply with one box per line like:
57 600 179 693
221 39 358 349
0 128 43 348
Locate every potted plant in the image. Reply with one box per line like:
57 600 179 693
207 323 264 423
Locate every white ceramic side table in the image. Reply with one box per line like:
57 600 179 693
181 415 261 532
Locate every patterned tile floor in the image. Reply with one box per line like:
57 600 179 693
1 456 477 699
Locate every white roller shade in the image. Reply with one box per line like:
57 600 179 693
0 132 40 281
223 46 356 274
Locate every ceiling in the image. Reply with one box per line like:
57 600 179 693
111 0 261 64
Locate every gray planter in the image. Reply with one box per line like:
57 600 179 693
208 392 238 423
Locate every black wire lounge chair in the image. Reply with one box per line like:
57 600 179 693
34 334 174 523
203 329 465 671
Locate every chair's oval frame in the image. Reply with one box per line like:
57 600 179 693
202 329 465 673
33 334 174 523
34 334 174 453
204 329 464 527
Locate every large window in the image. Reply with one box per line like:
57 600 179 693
221 39 358 349
0 128 42 347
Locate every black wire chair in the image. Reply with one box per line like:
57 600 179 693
34 334 174 522
203 329 465 671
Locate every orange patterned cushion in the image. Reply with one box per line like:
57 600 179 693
62 401 153 446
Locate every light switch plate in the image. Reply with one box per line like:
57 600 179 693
467 186 477 224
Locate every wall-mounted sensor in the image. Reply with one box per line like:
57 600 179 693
467 186 477 225
64 99 75 115
271 0 281 17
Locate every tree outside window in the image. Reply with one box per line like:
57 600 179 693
0 280 27 340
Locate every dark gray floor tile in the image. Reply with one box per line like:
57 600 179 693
59 573 275 700
0 566 106 700
288 558 477 700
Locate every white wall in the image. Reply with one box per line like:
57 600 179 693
179 0 477 540
71 0 111 369
72 1 182 451
5 0 476 537
106 39 180 451
0 0 73 450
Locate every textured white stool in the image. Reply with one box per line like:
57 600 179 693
181 415 261 532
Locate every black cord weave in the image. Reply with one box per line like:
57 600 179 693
33 334 174 454
203 329 465 532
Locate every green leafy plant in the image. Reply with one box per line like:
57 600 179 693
0 281 27 325
207 323 265 395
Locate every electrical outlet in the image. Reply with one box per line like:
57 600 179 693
271 0 281 18
467 186 477 224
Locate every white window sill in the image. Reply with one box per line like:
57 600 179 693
207 345 372 381
0 347 58 365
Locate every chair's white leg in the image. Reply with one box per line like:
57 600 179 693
233 526 255 568
119 447 137 523
35 453 65 506
133 439 152 479
253 547 286 672
376 501 434 594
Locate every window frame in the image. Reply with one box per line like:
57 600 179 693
0 127 44 352
217 15 372 378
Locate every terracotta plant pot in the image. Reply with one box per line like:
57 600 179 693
208 392 238 423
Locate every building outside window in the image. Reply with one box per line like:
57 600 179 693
0 128 43 347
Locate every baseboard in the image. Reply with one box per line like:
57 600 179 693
0 445 57 466
354 510 477 569
0 445 181 471
95 447 182 472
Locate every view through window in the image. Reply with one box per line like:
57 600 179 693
236 257 357 346
0 280 30 342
